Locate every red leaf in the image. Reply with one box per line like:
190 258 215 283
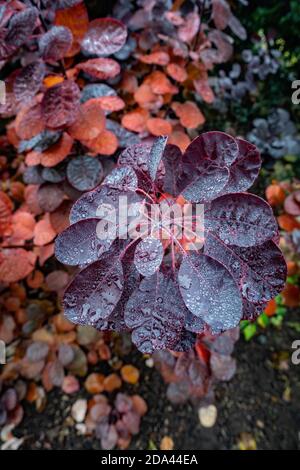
121 108 150 133
171 101 205 129
146 118 172 136
0 191 13 235
0 249 36 283
77 58 120 80
67 99 106 141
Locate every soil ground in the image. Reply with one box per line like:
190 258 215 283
15 311 300 450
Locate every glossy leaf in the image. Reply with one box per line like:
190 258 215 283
63 257 124 324
204 234 287 303
205 193 278 247
55 218 112 265
178 253 243 332
125 273 185 353
134 237 164 277
81 18 127 57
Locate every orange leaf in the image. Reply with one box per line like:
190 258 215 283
35 243 55 266
77 58 120 79
0 191 13 235
166 63 188 82
15 103 45 140
134 84 163 110
40 132 73 167
55 2 89 57
194 79 215 104
168 130 191 152
34 215 56 246
103 373 122 392
265 184 286 207
277 214 300 232
96 96 125 113
120 365 140 384
26 270 44 289
84 129 118 155
0 249 36 283
121 72 138 94
171 101 205 129
264 299 277 317
67 99 106 141
139 51 170 66
43 75 64 88
146 118 172 136
121 108 150 133
24 185 42 216
287 261 298 276
282 284 300 308
145 71 178 95
25 150 41 166
85 373 105 394
12 211 35 240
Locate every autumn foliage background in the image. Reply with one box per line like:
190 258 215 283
0 0 300 451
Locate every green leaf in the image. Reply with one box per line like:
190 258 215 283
257 313 270 328
243 323 257 341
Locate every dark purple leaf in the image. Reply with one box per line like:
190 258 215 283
118 142 165 192
125 272 185 353
70 185 143 226
134 237 164 277
205 193 278 247
103 166 138 191
67 156 103 191
55 218 112 266
148 136 168 182
204 234 287 303
221 138 261 194
170 330 197 352
37 183 64 212
178 132 239 202
242 299 267 321
13 61 45 104
42 80 81 129
95 243 140 332
162 144 183 196
63 257 124 324
81 18 127 57
178 253 243 332
184 310 205 334
6 8 38 48
39 26 73 62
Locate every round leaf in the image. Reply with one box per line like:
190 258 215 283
63 257 124 324
67 156 103 191
81 18 127 57
178 253 243 332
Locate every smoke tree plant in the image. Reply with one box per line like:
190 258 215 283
55 131 287 355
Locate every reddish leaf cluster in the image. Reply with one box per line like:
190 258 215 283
154 328 239 406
